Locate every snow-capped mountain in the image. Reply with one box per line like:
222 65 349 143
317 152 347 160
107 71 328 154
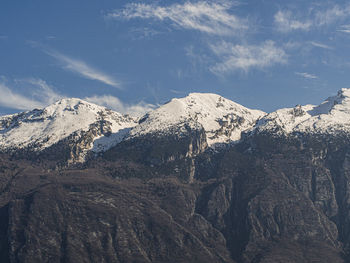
0 98 137 162
255 88 350 136
3 89 350 164
129 93 265 147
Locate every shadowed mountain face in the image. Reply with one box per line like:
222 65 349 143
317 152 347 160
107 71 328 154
2 91 350 262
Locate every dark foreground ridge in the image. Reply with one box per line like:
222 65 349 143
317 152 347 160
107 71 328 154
0 129 349 262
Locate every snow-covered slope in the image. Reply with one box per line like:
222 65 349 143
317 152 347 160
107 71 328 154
4 89 350 163
129 93 265 147
0 98 137 158
256 88 350 135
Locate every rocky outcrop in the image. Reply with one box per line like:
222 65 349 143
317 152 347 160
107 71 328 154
0 171 235 263
103 121 208 182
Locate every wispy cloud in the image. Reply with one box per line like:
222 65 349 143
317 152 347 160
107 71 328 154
338 24 350 33
22 78 63 104
0 79 63 110
314 5 350 27
275 4 350 32
309 41 333 50
43 49 121 89
295 72 318 79
209 40 287 75
84 95 156 116
283 41 302 50
274 11 312 32
107 1 247 36
127 27 163 40
0 84 43 110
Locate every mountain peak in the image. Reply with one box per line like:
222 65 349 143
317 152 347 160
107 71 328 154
54 97 86 105
338 88 350 98
48 97 92 109
186 92 223 99
0 98 137 160
256 88 350 135
306 88 350 116
131 92 265 147
43 98 109 116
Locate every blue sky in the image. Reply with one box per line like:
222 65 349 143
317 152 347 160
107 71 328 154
2 0 350 116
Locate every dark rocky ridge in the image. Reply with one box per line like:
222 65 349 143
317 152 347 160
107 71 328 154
1 126 350 262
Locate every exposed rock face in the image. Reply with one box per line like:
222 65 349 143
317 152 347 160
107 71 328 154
0 167 234 263
4 91 350 262
192 132 348 262
0 130 350 262
103 121 208 182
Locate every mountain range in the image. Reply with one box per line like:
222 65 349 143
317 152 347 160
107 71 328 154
1 90 350 262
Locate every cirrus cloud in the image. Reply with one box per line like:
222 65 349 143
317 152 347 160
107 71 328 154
107 1 247 36
44 49 122 89
0 79 63 111
274 11 312 32
275 4 350 33
209 40 287 75
295 72 318 79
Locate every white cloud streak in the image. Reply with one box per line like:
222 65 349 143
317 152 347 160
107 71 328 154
274 11 312 32
295 72 318 79
275 4 350 32
209 40 287 74
0 79 63 111
314 5 350 27
84 95 156 117
107 1 247 36
338 24 350 33
0 84 43 111
309 41 333 50
44 49 121 89
24 78 63 104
